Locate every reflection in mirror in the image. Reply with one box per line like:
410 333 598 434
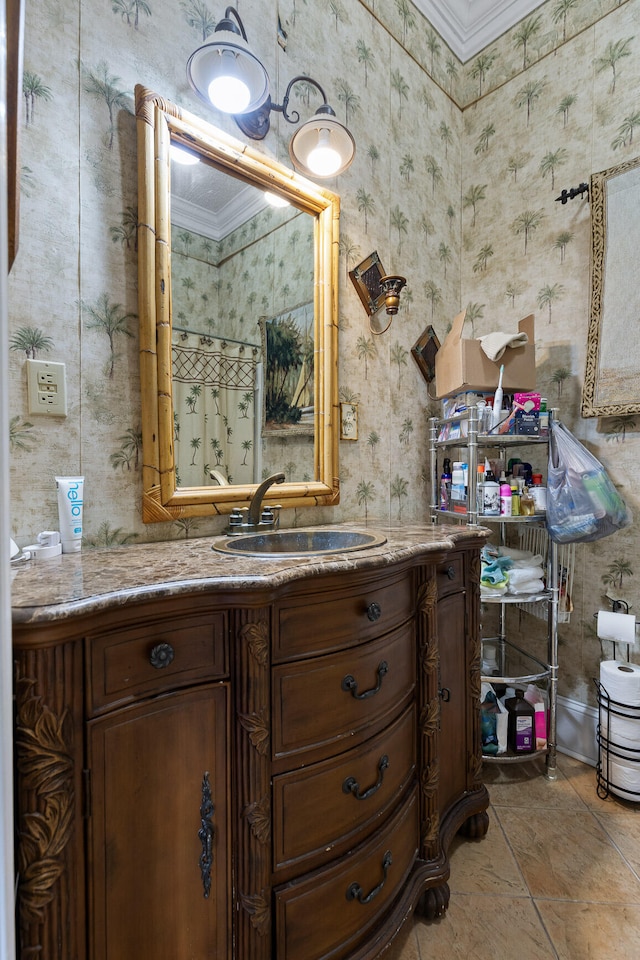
135 86 340 523
169 157 315 487
583 154 640 417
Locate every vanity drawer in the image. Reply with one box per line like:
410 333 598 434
272 623 414 764
274 570 413 661
273 704 416 877
435 553 464 598
274 787 418 960
87 613 228 714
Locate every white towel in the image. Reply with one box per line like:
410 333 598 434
478 331 529 361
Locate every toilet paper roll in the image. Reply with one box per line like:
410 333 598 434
600 659 640 706
602 712 640 750
597 610 637 645
600 752 640 801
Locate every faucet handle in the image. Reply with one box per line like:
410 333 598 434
226 507 247 534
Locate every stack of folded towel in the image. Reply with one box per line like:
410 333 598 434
480 545 545 597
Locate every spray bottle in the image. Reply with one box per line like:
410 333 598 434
491 364 504 431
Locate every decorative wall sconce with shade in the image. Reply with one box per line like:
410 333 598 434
186 5 356 178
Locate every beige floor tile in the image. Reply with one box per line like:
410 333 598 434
536 899 640 960
495 806 640 902
555 753 618 813
383 922 419 960
447 807 528 896
483 756 588 811
595 808 640 880
410 894 557 959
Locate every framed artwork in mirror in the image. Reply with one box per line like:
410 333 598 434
349 251 387 316
259 303 314 437
411 325 440 385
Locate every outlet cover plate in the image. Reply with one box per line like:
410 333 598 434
26 359 67 416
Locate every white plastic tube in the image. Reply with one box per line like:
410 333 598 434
55 476 84 553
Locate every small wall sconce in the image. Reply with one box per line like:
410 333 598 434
186 6 356 178
379 275 406 315
349 252 407 335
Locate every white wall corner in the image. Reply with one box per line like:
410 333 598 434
557 694 598 767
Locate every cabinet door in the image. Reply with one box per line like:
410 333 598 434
437 590 467 817
87 684 229 960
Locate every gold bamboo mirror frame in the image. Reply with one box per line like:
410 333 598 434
582 153 640 417
135 86 340 523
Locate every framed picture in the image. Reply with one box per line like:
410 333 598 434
259 302 314 435
349 251 387 316
340 402 358 440
411 325 440 385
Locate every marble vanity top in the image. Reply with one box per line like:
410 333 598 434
11 521 487 624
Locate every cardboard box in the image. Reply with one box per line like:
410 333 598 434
434 310 536 399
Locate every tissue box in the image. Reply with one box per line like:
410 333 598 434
434 310 536 399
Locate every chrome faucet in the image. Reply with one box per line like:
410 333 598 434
225 472 285 535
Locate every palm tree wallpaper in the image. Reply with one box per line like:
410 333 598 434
7 0 640 708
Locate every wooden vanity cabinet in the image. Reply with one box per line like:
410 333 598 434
12 538 488 960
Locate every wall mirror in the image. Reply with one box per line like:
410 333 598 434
135 86 340 523
582 154 640 417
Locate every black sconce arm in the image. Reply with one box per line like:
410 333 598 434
273 76 335 125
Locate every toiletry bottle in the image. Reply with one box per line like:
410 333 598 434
510 483 520 516
451 462 467 514
491 364 504 431
539 398 549 437
476 464 485 515
500 482 512 517
483 470 500 516
520 484 535 516
440 458 452 511
505 689 536 754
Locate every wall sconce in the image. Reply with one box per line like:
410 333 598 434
186 6 356 178
349 252 407 335
379 275 406 315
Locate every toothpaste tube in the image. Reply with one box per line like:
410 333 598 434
55 476 84 553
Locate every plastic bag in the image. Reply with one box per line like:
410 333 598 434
546 420 631 544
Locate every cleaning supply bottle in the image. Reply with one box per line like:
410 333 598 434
440 458 452 511
505 688 536 754
491 364 504 431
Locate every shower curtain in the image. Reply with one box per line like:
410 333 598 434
172 332 258 487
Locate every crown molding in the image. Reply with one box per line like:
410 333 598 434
414 0 547 62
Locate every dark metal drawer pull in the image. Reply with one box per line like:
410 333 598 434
366 601 382 621
439 687 451 702
342 661 388 699
343 755 390 800
149 642 175 669
346 850 393 904
198 772 215 899
446 565 456 580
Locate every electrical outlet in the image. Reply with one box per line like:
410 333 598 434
26 359 68 416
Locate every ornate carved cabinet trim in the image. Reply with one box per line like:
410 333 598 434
466 549 484 792
233 612 272 960
416 569 441 864
13 640 85 960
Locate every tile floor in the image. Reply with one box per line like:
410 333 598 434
390 754 640 960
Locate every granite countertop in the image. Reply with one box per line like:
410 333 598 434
11 521 487 624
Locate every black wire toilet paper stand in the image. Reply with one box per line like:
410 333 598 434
593 678 640 802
